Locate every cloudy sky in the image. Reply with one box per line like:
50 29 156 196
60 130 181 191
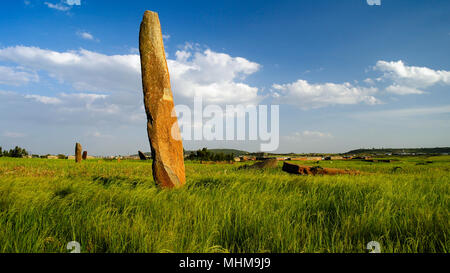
0 0 449 155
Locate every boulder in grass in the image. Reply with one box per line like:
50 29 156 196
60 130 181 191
282 162 360 175
239 158 278 170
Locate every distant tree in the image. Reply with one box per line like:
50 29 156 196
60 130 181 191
57 154 67 159
186 147 234 161
2 146 29 158
0 146 2 157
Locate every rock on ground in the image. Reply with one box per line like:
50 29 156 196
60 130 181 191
239 158 278 170
282 162 360 175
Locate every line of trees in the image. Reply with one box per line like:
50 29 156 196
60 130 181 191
0 146 29 158
186 147 234 161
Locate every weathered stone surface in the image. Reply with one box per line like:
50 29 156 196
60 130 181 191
82 151 87 160
239 158 278 170
138 151 147 160
282 162 360 175
75 143 82 163
139 10 186 188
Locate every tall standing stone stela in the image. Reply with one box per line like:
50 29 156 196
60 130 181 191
75 143 82 163
139 10 186 188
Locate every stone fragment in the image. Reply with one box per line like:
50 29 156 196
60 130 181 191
139 10 186 188
282 162 360 175
82 151 87 160
138 151 147 160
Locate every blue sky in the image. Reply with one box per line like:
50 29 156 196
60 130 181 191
0 0 449 155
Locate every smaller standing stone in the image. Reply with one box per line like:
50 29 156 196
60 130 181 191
75 143 82 163
82 151 88 160
138 151 147 160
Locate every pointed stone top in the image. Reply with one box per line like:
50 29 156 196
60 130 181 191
144 10 158 16
142 10 159 23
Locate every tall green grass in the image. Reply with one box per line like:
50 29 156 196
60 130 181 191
0 156 448 253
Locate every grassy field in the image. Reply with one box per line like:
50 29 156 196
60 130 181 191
0 156 448 253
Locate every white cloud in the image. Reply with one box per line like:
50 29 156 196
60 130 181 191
0 46 141 95
66 0 81 5
374 60 450 95
129 47 139 54
44 2 70 11
385 84 425 95
1 90 125 128
0 90 16 96
0 45 261 105
353 105 450 119
0 45 262 135
60 92 107 101
363 78 375 85
284 130 333 142
23 92 108 108
25 94 62 104
0 66 39 86
86 131 113 139
77 31 95 41
168 48 261 104
44 1 80 11
272 79 379 109
302 130 333 138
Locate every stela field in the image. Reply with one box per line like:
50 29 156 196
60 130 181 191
0 156 448 253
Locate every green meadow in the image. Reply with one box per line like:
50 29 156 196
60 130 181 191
0 156 448 253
